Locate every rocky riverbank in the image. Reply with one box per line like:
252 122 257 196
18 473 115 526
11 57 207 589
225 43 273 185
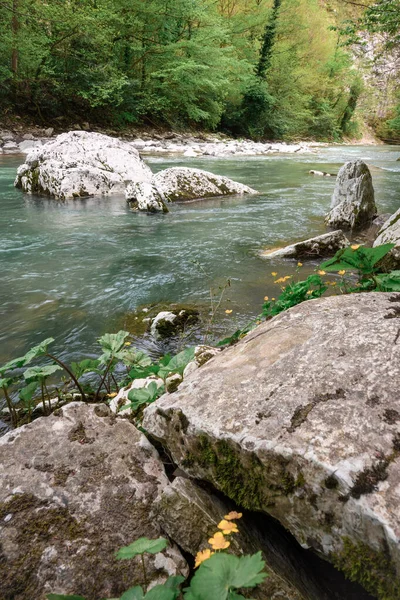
0 125 322 158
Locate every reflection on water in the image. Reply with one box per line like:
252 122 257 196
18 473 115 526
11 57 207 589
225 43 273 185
0 146 399 370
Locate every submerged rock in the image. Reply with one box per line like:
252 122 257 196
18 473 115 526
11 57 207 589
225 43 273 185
125 181 169 213
144 293 400 599
325 161 377 230
152 167 257 202
373 208 400 268
150 308 200 339
260 230 349 260
14 131 152 199
0 403 187 599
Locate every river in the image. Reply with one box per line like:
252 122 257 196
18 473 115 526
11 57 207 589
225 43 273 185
0 145 399 412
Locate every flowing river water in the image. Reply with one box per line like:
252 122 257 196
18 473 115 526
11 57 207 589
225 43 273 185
0 144 399 427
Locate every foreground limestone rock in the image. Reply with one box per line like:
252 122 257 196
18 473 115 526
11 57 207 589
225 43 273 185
0 403 187 600
260 231 349 260
373 208 400 268
14 131 152 199
144 293 400 599
325 161 377 230
152 166 257 202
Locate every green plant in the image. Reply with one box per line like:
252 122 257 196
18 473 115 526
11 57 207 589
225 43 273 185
123 382 164 413
319 243 399 291
261 274 327 319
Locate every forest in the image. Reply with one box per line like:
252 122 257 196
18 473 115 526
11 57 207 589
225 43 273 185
0 0 399 141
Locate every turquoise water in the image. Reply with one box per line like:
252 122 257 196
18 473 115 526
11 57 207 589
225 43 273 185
0 145 399 386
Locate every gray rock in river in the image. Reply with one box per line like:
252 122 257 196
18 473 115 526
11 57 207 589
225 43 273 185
373 208 400 268
150 308 200 339
325 160 377 230
14 131 153 200
152 166 257 202
260 230 349 260
125 181 169 213
0 402 187 599
144 293 400 599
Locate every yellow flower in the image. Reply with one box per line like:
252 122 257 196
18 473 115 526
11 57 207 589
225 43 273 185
218 519 239 534
224 511 243 521
225 309 233 314
194 548 213 568
330 281 337 286
107 392 118 398
124 341 131 346
274 277 286 284
208 531 230 550
351 244 360 250
317 270 326 275
297 262 303 267
271 272 278 276
283 275 292 281
338 270 346 276
264 296 269 301
306 290 313 295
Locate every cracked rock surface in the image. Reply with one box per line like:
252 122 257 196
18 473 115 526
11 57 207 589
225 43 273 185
0 403 187 600
144 292 400 598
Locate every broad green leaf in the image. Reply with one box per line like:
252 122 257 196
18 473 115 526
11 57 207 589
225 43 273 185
124 382 161 411
375 271 400 291
23 364 63 381
46 595 86 600
71 359 101 380
19 381 39 402
121 349 152 368
98 331 130 357
120 587 144 600
0 377 13 389
0 355 28 374
228 594 246 600
366 243 395 267
23 338 55 364
144 587 177 600
158 347 195 379
188 552 267 600
163 575 185 591
231 552 267 588
129 364 160 380
116 537 168 560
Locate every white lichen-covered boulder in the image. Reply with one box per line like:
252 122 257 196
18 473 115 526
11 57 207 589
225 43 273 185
0 402 187 599
144 293 400 599
14 131 152 199
260 230 349 260
373 208 400 268
152 167 257 202
325 160 377 230
125 181 169 213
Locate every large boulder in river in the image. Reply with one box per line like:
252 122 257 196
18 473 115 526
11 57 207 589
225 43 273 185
325 161 377 230
144 293 400 600
260 230 349 260
152 166 257 202
14 131 152 199
373 208 400 268
0 403 187 600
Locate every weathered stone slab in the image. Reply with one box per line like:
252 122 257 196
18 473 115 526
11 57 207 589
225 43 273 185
125 181 169 213
325 161 377 230
144 293 400 599
260 231 349 260
0 403 187 600
152 167 257 202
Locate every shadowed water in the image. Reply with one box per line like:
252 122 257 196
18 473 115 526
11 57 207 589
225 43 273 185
0 145 399 430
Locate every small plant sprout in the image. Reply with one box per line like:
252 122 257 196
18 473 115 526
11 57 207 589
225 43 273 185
116 537 168 592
